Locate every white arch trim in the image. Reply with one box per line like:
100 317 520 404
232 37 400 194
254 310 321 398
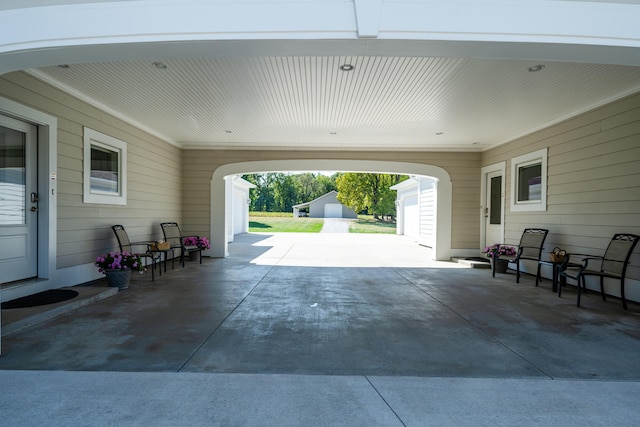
210 159 452 260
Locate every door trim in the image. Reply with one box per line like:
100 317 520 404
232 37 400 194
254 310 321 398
0 97 58 285
480 161 505 251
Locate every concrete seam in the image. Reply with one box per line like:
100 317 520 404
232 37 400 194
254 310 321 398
176 242 294 372
364 375 407 427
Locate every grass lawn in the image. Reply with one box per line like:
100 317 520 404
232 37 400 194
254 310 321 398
249 214 324 232
349 215 396 234
249 213 396 234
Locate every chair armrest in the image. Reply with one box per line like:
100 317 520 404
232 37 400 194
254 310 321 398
129 240 155 251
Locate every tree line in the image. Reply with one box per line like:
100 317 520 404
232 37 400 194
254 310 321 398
242 172 407 219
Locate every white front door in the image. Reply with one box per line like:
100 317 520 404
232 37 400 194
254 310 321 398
0 115 38 283
484 170 503 247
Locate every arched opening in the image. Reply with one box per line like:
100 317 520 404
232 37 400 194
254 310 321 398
211 159 452 260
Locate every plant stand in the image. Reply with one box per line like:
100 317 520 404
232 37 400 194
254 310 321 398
105 269 132 290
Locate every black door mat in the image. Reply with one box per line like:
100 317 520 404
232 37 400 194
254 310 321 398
2 289 79 309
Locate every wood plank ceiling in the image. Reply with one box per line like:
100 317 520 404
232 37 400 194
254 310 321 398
33 55 640 151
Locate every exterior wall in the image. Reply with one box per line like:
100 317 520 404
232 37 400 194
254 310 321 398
183 150 480 252
340 204 357 219
481 92 640 302
0 71 182 272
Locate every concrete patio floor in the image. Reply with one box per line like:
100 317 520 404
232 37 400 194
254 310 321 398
1 232 639 426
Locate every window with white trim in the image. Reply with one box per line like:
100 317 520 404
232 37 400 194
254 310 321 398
83 128 127 205
510 148 547 212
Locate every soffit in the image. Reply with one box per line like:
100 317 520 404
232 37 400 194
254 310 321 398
33 55 640 151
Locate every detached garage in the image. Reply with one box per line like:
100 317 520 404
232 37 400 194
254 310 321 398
293 190 357 219
391 177 437 249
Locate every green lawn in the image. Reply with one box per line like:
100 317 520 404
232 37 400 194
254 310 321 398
349 215 396 234
249 213 396 234
249 215 324 232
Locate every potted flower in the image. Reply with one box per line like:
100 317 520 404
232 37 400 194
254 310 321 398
183 236 211 249
183 236 211 261
482 244 517 273
95 251 144 290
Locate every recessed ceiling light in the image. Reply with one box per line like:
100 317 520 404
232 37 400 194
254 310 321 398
225 130 232 134
528 64 545 72
329 132 337 135
152 61 168 70
339 64 354 72
435 132 444 136
57 64 70 69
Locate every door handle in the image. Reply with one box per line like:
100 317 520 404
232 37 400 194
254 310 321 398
484 207 489 218
31 192 39 203
31 206 38 212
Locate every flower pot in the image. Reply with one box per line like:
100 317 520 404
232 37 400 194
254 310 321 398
492 258 509 274
105 269 132 290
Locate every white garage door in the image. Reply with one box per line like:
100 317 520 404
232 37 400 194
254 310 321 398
419 180 436 248
324 203 343 218
403 195 419 239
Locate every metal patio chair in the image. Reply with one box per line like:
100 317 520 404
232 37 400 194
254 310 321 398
111 225 161 280
160 222 202 267
492 228 549 283
558 233 639 309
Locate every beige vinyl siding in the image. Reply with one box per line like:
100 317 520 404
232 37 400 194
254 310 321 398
181 150 481 251
482 92 640 301
0 71 182 269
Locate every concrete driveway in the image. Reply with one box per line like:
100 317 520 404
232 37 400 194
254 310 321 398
1 232 639 425
320 218 352 233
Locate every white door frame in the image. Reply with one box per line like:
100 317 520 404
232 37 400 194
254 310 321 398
0 98 57 286
480 161 505 250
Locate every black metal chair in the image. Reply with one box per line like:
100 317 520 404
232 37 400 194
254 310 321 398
160 222 202 267
111 225 161 280
492 228 549 283
559 234 639 309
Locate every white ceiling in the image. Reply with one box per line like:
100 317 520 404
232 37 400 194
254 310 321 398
31 54 640 151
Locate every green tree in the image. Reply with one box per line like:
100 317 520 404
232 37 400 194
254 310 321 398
336 173 406 219
273 173 298 212
243 172 339 212
295 173 337 202
243 173 276 211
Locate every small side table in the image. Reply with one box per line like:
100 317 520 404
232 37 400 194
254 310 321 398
538 260 580 293
151 248 175 273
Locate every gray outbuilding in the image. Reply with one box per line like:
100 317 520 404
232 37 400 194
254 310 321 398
292 190 357 219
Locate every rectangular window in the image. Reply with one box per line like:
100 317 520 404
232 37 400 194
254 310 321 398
83 128 127 205
510 148 547 212
0 125 26 224
489 175 502 224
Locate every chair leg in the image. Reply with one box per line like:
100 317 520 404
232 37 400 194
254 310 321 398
492 257 496 278
535 263 542 287
621 279 628 310
516 260 520 283
199 250 202 264
598 276 606 301
577 276 584 307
